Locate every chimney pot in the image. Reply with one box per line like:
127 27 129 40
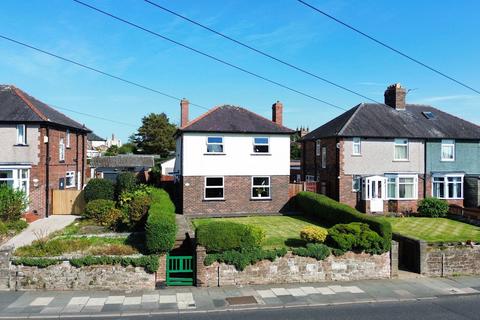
180 98 189 127
384 83 406 110
272 101 283 126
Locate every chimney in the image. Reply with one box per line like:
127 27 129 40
180 98 189 127
272 101 283 126
384 83 406 110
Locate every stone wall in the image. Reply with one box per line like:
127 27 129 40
196 246 390 287
424 243 480 277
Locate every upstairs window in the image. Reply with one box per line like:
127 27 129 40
59 138 65 162
253 137 269 153
252 177 270 199
206 136 223 153
65 171 75 188
352 137 361 155
204 177 224 200
321 146 327 169
315 140 321 156
441 139 455 161
66 129 71 148
16 124 26 145
394 138 409 160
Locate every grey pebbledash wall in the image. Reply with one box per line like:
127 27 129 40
196 247 390 287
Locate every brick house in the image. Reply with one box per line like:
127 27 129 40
0 85 90 218
173 99 293 215
302 83 480 214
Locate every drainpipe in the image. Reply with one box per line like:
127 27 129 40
75 133 79 188
336 137 340 201
45 127 50 218
424 139 428 199
314 141 318 181
81 134 85 188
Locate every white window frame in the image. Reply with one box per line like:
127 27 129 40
204 176 224 200
0 166 30 197
352 175 361 192
59 138 65 161
206 136 224 154
385 174 418 200
321 146 327 169
65 171 75 188
253 137 269 154
432 173 464 199
251 176 271 199
66 129 71 148
315 140 321 156
16 124 26 145
394 138 409 161
441 139 455 162
352 137 361 155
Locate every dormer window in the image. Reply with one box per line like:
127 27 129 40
16 124 26 145
206 136 223 153
253 137 269 153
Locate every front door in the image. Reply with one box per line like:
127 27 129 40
366 176 386 213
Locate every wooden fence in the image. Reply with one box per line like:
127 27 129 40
288 182 319 199
52 190 85 215
449 204 480 221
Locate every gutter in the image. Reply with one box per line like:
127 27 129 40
423 139 427 199
45 127 50 218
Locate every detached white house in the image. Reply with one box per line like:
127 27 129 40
174 99 293 215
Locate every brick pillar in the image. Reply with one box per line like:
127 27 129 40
390 240 399 278
196 246 207 287
156 254 167 287
0 247 12 290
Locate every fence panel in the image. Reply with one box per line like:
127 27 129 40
52 190 85 215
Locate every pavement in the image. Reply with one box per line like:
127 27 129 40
0 276 479 318
1 215 77 250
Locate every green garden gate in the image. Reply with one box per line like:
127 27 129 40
166 254 195 286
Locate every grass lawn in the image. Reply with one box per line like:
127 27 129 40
192 215 326 249
386 217 480 243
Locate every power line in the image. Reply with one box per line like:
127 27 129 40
73 0 346 111
51 104 138 128
297 0 480 95
0 34 209 111
143 0 383 105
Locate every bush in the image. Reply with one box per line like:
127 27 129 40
102 208 123 230
69 255 159 273
122 193 151 229
204 247 287 271
6 220 28 233
0 222 8 236
196 221 265 253
145 189 177 253
300 226 328 243
0 185 28 221
115 172 138 199
418 197 449 218
296 192 392 252
12 257 60 268
84 199 116 224
292 243 331 260
84 179 114 203
327 222 385 255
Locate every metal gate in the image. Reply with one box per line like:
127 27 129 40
166 254 194 286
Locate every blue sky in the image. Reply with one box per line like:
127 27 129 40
1 0 479 142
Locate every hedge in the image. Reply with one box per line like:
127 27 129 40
296 192 392 252
145 189 177 254
204 247 287 271
84 179 114 203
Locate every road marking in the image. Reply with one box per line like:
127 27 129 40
30 297 54 306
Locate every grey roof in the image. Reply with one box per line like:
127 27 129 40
303 103 480 141
90 155 155 168
87 132 106 141
178 105 294 134
0 85 89 132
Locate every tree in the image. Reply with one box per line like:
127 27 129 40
104 145 119 156
119 143 136 154
290 132 301 160
132 113 177 156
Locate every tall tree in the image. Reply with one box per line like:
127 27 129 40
132 113 177 156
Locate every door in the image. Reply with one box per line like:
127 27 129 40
365 176 387 213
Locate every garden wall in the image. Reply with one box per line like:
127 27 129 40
196 246 390 287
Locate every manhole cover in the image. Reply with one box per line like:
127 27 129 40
225 296 258 305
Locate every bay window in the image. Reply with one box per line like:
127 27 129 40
385 174 417 199
252 176 270 199
0 167 30 196
394 138 409 160
432 174 463 199
441 139 455 161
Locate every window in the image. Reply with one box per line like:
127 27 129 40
204 177 224 200
65 171 75 188
253 137 269 153
0 168 29 195
432 174 463 199
16 124 26 145
59 138 65 161
321 146 327 169
441 139 455 161
320 181 327 195
352 137 361 155
394 138 409 160
18 169 29 194
66 129 70 148
422 111 435 119
385 174 418 199
315 140 321 156
206 137 223 153
252 177 270 199
352 175 361 192
305 175 316 182
0 170 14 188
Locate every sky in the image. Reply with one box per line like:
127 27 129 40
1 0 479 142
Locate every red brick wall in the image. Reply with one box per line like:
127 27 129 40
182 175 289 215
301 140 316 178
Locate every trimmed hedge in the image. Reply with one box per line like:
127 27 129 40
296 192 392 252
84 179 114 203
204 247 287 271
145 189 177 254
196 221 265 253
12 257 60 268
292 243 331 260
328 222 385 255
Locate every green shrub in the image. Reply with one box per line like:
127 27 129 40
327 222 385 255
296 192 392 252
84 199 116 223
84 179 114 203
115 172 138 199
145 189 177 253
0 185 28 221
6 220 28 233
196 221 265 253
123 193 151 229
292 243 331 260
0 222 8 236
12 257 60 268
69 255 159 273
204 247 287 271
418 197 449 218
300 226 328 243
103 208 123 230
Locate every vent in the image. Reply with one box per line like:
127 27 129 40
422 111 435 119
